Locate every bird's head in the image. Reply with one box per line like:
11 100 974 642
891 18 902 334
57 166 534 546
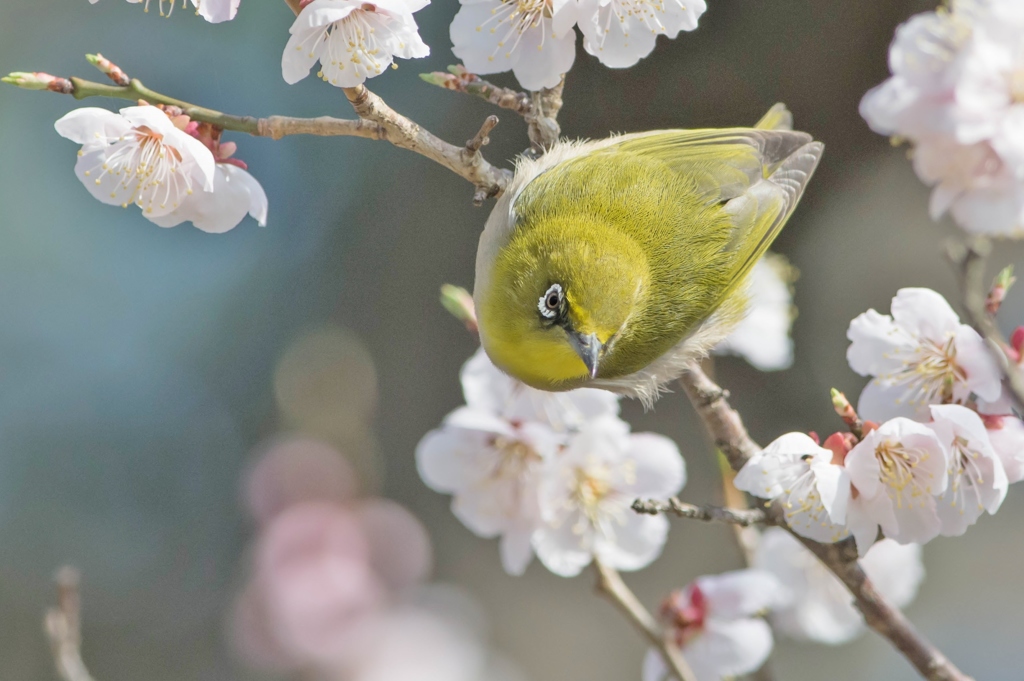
477 214 649 389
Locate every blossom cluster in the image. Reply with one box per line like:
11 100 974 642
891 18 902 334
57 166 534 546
91 0 241 23
416 348 685 577
451 0 707 90
861 0 1024 237
54 104 266 233
736 287 1022 556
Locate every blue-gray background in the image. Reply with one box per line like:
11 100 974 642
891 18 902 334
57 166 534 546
1 1 1023 679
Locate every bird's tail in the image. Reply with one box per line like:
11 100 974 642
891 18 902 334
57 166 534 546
755 103 793 131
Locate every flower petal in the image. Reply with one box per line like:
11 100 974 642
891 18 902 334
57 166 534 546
54 107 131 146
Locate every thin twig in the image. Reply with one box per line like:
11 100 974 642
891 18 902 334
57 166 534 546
421 67 533 116
593 561 699 681
678 362 975 681
950 237 1024 411
632 498 769 527
44 567 96 681
466 115 499 154
8 71 513 200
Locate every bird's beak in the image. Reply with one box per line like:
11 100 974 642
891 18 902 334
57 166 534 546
568 331 603 379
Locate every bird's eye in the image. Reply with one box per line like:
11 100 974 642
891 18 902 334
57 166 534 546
538 283 564 320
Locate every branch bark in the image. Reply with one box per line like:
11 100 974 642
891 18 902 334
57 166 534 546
678 362 975 681
593 561 699 681
632 498 768 527
949 237 1024 411
44 567 96 681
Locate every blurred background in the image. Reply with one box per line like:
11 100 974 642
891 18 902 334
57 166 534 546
2 0 1024 679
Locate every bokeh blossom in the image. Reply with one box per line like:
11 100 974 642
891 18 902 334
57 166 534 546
754 528 924 645
714 253 797 371
283 0 430 88
860 0 1024 236
642 570 787 681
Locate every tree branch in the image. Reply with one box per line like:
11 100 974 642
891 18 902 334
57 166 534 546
949 237 1024 411
44 567 96 681
632 497 769 527
677 362 975 681
593 561 699 681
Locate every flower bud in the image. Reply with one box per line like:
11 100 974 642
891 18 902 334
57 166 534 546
86 54 130 86
440 284 477 333
2 71 69 92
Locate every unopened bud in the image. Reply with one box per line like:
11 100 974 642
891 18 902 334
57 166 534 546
987 265 1016 315
830 388 866 440
440 284 477 333
1008 326 1024 364
2 71 70 92
822 431 855 466
86 53 130 86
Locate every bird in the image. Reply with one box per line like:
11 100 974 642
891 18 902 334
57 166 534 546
472 104 823 405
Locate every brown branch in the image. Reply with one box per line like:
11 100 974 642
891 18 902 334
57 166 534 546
632 497 769 527
341 85 510 202
421 67 533 117
525 76 564 152
949 237 1024 412
594 561 699 681
44 567 96 681
678 362 975 681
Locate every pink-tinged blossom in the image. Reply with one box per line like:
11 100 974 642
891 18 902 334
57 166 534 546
734 432 851 543
353 499 433 591
244 436 359 526
283 0 430 88
929 404 1007 536
577 0 705 69
449 0 579 91
847 288 1002 422
533 417 685 577
713 254 797 371
88 0 241 22
984 414 1024 483
643 570 787 681
246 502 386 669
754 528 924 645
55 105 215 221
860 0 1024 236
844 418 949 555
416 348 619 575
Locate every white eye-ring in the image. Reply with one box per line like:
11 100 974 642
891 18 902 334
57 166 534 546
538 283 564 319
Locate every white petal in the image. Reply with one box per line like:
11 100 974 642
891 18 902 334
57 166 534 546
193 0 240 22
282 25 328 85
846 309 909 377
684 619 774 681
628 433 686 498
532 518 594 577
188 164 264 233
450 2 516 76
118 105 179 135
510 20 576 91
593 513 668 572
987 416 1024 483
953 325 1004 402
415 427 483 493
856 379 927 422
697 569 789 619
73 147 133 207
890 288 961 341
54 107 131 146
499 528 535 576
580 2 657 69
845 496 882 556
860 539 924 608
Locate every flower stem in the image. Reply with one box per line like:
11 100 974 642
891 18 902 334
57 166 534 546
593 561 699 681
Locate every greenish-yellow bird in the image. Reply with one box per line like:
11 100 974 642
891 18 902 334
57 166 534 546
473 104 823 404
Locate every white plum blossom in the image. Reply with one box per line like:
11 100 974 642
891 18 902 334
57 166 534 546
416 348 620 575
449 0 579 91
55 105 215 223
733 432 851 543
713 253 797 371
754 528 924 645
283 0 430 89
985 414 1024 483
928 404 1007 536
643 570 786 681
577 0 706 69
150 162 268 233
860 0 1024 236
533 416 685 576
847 288 1003 422
88 0 241 22
844 418 949 555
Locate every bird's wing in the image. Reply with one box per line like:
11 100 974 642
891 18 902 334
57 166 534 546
608 127 823 293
